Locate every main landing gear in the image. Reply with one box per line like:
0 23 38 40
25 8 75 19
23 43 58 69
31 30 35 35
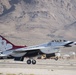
54 57 58 61
27 59 36 64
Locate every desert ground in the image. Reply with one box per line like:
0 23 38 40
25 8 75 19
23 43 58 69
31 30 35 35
0 58 76 75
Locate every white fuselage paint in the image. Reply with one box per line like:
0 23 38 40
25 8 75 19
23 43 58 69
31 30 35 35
0 37 13 51
0 36 27 57
0 38 73 58
0 50 26 57
11 52 26 57
40 47 59 54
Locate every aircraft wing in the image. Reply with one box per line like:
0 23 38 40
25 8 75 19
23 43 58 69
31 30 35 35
13 46 45 52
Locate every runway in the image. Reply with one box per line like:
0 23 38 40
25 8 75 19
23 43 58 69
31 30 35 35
0 58 76 69
0 58 76 75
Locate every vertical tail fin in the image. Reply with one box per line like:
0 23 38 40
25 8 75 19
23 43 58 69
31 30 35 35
0 35 26 51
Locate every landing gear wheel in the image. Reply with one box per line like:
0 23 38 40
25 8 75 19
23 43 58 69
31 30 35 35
32 60 36 64
27 59 31 64
55 57 58 61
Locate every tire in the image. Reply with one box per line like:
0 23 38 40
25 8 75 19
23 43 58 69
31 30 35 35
32 60 36 64
27 59 31 64
55 57 58 61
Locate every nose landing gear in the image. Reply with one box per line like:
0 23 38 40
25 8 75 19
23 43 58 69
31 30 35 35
54 57 58 61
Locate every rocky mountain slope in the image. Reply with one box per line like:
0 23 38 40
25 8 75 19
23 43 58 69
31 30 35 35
0 0 76 46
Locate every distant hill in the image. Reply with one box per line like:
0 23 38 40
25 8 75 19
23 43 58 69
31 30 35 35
0 0 76 46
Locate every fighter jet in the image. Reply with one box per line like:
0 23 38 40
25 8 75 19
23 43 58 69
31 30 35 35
0 35 75 64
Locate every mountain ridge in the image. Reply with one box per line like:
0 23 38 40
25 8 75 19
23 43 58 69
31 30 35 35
0 0 76 45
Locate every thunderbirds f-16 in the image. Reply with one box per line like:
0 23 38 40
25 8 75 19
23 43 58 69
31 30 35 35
0 35 76 64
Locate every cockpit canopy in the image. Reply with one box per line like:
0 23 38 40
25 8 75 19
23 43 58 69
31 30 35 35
47 40 67 46
51 40 67 42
